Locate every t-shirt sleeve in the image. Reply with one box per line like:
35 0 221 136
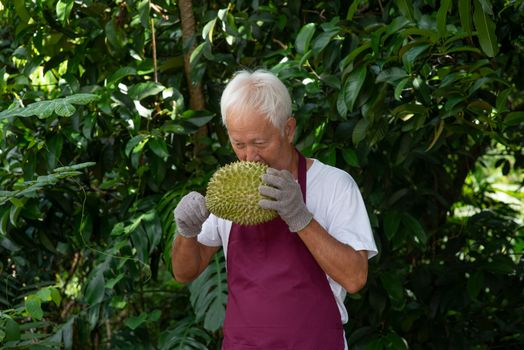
324 173 378 259
197 214 224 247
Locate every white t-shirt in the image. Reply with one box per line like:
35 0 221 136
198 158 378 325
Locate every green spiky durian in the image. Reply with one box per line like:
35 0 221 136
205 161 278 226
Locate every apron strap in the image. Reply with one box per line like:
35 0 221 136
297 150 307 203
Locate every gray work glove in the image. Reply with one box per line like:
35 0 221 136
174 191 210 238
259 168 313 233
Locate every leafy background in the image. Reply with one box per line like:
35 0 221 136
0 0 523 349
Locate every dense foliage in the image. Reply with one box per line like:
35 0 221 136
1 0 523 349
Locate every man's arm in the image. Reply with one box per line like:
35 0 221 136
297 220 368 293
259 168 369 293
171 236 219 283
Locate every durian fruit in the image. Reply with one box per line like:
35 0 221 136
205 161 278 225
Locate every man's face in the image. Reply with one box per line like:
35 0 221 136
226 108 295 170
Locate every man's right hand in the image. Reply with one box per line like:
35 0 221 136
174 191 210 238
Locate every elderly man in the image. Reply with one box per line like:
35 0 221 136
171 69 377 349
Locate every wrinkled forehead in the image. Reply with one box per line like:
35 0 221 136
224 103 269 127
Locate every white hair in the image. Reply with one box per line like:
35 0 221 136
220 69 292 132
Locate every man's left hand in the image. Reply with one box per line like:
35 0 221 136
259 168 313 232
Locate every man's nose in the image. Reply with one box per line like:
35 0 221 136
245 146 259 162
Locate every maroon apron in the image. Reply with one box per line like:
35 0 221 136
222 152 344 349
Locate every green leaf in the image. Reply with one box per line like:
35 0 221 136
312 30 338 53
50 288 62 306
189 42 207 65
352 118 369 146
53 162 96 173
473 0 498 57
397 0 414 20
4 317 21 342
56 0 74 25
459 0 473 37
202 18 217 42
189 252 227 332
107 67 137 87
503 112 524 127
64 93 100 105
467 270 484 299
339 43 371 69
402 45 430 73
402 213 427 247
125 313 148 330
376 67 408 84
36 287 52 302
14 0 31 26
394 77 411 101
148 138 169 160
85 272 105 305
485 255 515 274
380 273 404 303
137 0 150 29
336 89 348 117
341 148 360 167
392 103 429 121
128 82 165 100
25 295 44 320
54 101 76 117
47 134 63 170
384 332 408 350
106 273 125 289
125 135 148 157
295 23 316 54
437 0 452 38
346 0 361 20
0 209 9 235
9 204 22 228
344 66 367 112
384 211 402 241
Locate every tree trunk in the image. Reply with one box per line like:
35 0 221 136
178 0 208 153
178 0 205 111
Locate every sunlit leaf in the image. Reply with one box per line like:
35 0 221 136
56 0 74 25
25 295 43 320
202 18 217 42
128 82 165 100
64 93 100 105
295 23 316 54
125 135 148 157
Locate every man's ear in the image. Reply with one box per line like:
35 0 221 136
285 117 296 143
